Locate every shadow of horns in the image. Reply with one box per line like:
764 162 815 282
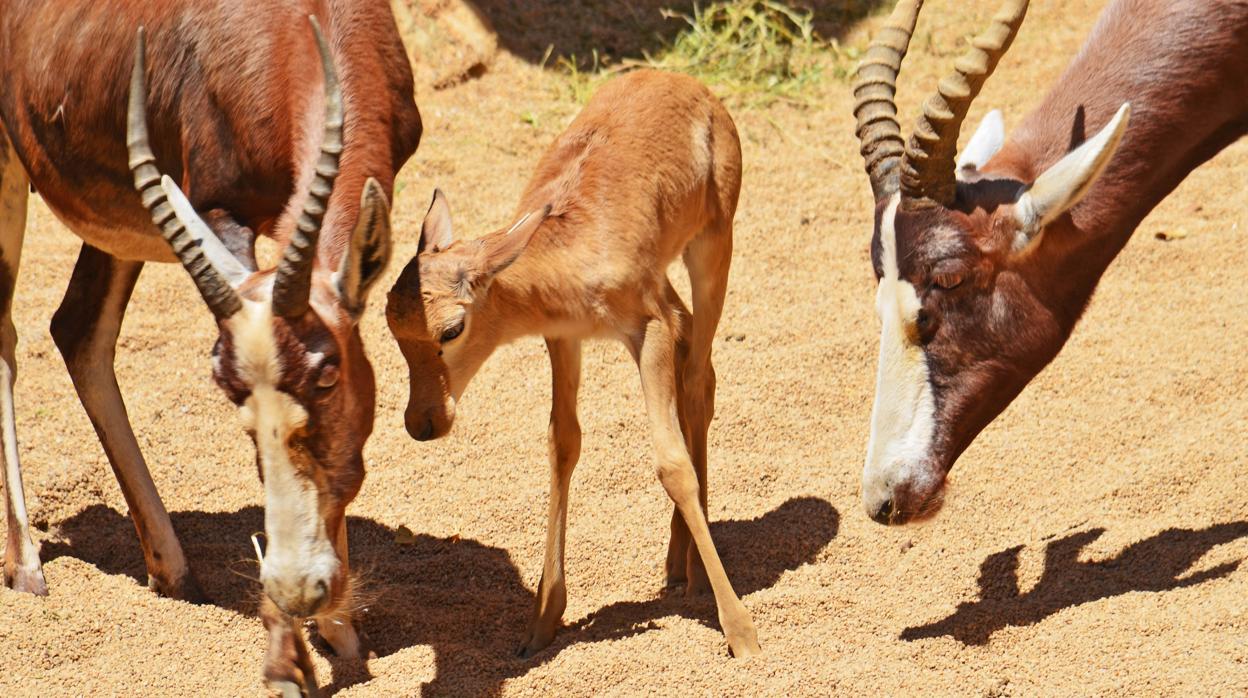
900 522 1248 646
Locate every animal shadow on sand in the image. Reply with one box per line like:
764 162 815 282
901 522 1248 646
463 0 890 68
43 496 837 696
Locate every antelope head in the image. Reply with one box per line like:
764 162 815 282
385 190 548 441
127 19 392 617
854 0 1130 524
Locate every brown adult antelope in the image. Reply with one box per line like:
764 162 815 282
386 70 760 658
853 0 1247 524
0 0 420 691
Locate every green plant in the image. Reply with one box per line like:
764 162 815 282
642 1 825 107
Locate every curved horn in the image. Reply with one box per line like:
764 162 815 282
852 0 923 202
271 15 344 318
901 0 1029 207
128 28 242 320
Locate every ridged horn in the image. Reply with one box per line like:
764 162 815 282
128 27 242 320
272 15 344 318
901 0 1029 207
852 0 923 202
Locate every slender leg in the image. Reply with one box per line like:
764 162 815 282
262 596 320 698
663 289 695 590
631 315 759 658
0 133 44 595
316 516 361 659
519 338 582 658
675 222 733 594
50 244 203 600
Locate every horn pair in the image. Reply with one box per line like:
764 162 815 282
853 0 1029 207
127 16 343 319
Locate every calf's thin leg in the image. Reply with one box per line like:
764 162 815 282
519 337 582 658
673 221 733 595
0 133 44 595
50 244 202 600
632 315 760 658
662 288 696 590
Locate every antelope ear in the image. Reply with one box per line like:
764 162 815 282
476 205 551 279
419 188 454 253
336 177 392 316
957 109 1005 175
1014 103 1131 250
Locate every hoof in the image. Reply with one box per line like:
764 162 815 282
268 678 319 698
6 565 49 596
516 630 554 659
150 571 209 604
312 618 365 660
726 626 762 659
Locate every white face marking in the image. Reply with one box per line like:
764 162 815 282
863 193 939 517
230 301 338 612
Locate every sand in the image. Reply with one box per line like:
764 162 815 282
1 0 1246 695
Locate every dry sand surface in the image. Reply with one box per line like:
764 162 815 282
2 0 1247 695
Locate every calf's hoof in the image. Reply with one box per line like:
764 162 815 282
149 570 208 604
725 623 762 659
516 626 557 659
5 564 49 596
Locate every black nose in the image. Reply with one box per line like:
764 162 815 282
871 499 893 525
417 420 434 441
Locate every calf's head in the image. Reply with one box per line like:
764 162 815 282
128 20 391 616
852 0 1129 524
385 190 547 441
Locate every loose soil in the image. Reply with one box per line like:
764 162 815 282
1 0 1245 695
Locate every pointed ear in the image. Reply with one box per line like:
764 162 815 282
957 109 1005 175
1014 103 1131 249
475 205 551 280
336 177 392 316
419 188 454 253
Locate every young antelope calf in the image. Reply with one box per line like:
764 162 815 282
386 70 759 657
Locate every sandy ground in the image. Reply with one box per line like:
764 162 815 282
2 0 1247 695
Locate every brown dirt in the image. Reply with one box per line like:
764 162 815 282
2 0 1246 695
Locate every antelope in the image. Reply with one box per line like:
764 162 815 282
853 0 1248 524
0 1 421 692
385 69 761 658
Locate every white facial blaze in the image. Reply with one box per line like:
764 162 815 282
230 302 338 610
863 194 938 516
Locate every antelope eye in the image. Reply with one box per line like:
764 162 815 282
316 363 340 390
933 271 964 290
440 323 464 344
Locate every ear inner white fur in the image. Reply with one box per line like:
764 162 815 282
1014 103 1131 248
336 177 392 314
958 109 1006 174
159 175 251 286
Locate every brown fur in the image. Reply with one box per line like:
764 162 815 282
867 0 1248 521
386 70 761 657
0 1 420 692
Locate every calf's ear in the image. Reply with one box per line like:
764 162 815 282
419 188 454 253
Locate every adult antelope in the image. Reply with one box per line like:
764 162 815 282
853 0 1247 524
0 0 420 691
386 70 760 658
